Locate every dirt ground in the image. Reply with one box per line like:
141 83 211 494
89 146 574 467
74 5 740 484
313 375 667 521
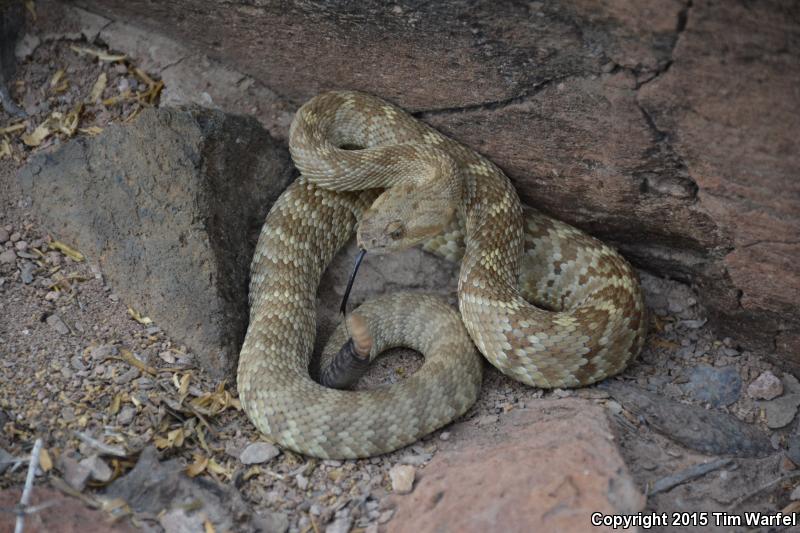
2 13 799 533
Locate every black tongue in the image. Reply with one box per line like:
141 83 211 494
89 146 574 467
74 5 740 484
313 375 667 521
340 248 367 315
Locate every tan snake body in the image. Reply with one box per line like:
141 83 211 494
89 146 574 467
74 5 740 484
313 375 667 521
237 91 647 458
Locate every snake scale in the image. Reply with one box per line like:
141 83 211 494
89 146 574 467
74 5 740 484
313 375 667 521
237 91 647 459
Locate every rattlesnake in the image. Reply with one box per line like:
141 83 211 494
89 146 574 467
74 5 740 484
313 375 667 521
237 91 647 459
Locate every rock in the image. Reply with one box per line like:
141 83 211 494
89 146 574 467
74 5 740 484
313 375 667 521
325 516 352 533
90 344 118 360
0 249 15 264
253 510 289 533
117 405 136 426
46 314 70 335
681 365 741 408
759 395 800 429
114 367 140 385
59 455 92 491
18 107 294 377
399 452 432 466
0 227 8 243
295 474 309 490
389 399 642 532
239 442 280 465
80 455 113 482
14 240 27 251
19 262 35 283
389 465 415 495
747 371 783 400
604 382 773 458
9 232 19 242
14 33 40 60
106 446 258 531
159 508 205 533
72 0 800 374
787 435 800 466
0 487 138 533
439 431 450 441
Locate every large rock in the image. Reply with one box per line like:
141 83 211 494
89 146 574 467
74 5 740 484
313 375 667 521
388 399 644 532
18 107 294 376
67 0 800 373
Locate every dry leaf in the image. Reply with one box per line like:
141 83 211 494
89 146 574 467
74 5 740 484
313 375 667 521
117 348 157 375
186 454 209 477
0 122 27 135
207 458 229 477
70 45 127 62
79 126 103 136
25 0 36 20
127 307 153 325
179 373 191 398
0 138 10 160
39 448 53 472
89 72 108 102
204 519 216 533
50 241 85 261
109 393 122 416
22 123 51 147
50 69 68 93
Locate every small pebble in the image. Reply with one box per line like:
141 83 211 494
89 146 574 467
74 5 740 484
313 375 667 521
90 344 118 360
115 368 141 384
117 405 136 425
80 454 113 482
0 249 16 263
325 516 352 533
791 485 800 501
60 455 91 491
46 314 70 335
439 431 450 441
20 262 35 283
0 227 8 243
14 240 27 251
389 464 415 494
9 232 20 242
747 371 783 400
239 442 280 464
378 509 395 524
295 474 309 490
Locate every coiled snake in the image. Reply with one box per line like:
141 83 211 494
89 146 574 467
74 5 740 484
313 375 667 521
237 91 646 459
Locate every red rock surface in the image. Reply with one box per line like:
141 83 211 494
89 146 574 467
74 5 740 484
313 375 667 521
387 399 644 533
0 487 137 533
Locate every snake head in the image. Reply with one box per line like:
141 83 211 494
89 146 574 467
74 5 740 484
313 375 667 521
357 183 458 253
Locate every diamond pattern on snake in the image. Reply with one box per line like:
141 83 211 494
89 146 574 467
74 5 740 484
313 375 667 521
237 91 647 459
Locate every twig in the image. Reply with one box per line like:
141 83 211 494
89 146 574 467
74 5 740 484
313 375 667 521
648 458 732 496
15 438 42 533
728 471 800 510
73 431 127 458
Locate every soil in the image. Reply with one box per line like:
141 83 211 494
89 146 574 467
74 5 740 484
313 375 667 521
1 15 798 533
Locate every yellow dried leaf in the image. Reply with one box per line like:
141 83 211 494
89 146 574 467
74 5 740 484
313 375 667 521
179 373 191 398
118 348 157 375
50 241 85 261
131 395 141 408
243 466 261 481
70 45 127 62
0 122 27 135
127 307 153 325
204 519 215 533
109 393 121 416
207 458 229 477
153 436 171 449
39 448 53 472
186 454 209 478
79 126 104 136
169 427 185 447
89 72 107 102
0 138 10 160
57 104 83 136
21 123 51 146
50 69 65 88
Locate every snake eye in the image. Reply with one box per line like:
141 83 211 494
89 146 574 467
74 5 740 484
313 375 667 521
385 221 405 240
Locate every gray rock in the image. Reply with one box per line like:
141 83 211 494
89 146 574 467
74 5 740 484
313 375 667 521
90 344 118 360
326 516 353 533
20 261 35 283
239 442 280 464
0 447 14 475
254 510 289 533
0 249 15 263
106 446 257 531
747 371 783 400
759 395 800 429
59 455 91 491
787 434 800 466
80 454 113 482
18 107 294 377
681 365 741 408
115 367 141 385
0 227 8 243
117 405 136 425
46 314 70 335
604 382 773 458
